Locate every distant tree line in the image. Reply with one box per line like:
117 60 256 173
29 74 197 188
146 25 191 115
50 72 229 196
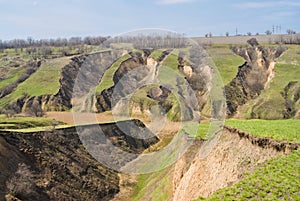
111 34 187 49
0 36 109 50
0 60 41 99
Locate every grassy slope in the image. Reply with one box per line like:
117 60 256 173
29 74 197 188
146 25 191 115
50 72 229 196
133 118 299 200
132 123 209 200
0 68 26 90
133 167 173 201
131 47 192 116
0 114 58 130
197 119 299 200
0 57 70 107
226 119 300 143
96 53 131 93
207 44 244 85
161 50 179 70
200 150 300 201
150 50 164 61
238 44 300 119
0 53 29 90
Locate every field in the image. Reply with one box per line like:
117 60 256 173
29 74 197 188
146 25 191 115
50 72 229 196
0 114 59 130
207 44 244 85
226 119 300 143
200 150 300 201
0 57 71 107
0 38 299 200
150 49 164 61
193 33 300 45
0 68 26 90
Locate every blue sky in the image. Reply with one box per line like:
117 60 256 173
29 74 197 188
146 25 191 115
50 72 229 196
0 0 299 40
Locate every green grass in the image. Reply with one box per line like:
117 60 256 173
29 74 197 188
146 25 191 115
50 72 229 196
0 54 29 89
132 167 173 201
150 50 164 61
130 85 159 110
181 123 210 140
199 150 300 201
226 119 300 143
132 123 209 200
0 57 70 107
207 44 244 85
238 44 300 119
161 50 180 72
0 114 60 130
96 53 131 93
0 68 26 90
4 124 71 132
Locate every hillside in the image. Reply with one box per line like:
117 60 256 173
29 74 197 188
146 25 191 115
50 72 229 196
0 57 70 107
124 122 299 201
0 120 158 200
236 45 300 119
0 38 299 120
0 36 299 201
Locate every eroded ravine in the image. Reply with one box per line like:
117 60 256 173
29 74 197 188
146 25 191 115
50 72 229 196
0 120 158 201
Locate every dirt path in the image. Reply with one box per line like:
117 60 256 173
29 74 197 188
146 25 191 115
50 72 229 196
46 111 115 125
46 111 184 136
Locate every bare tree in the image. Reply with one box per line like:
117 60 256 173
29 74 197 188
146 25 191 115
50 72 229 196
287 29 296 34
265 30 272 35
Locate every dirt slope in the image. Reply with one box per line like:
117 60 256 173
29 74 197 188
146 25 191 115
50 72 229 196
0 120 158 201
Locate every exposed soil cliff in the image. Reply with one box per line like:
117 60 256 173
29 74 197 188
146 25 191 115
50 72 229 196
96 50 152 112
282 81 300 118
0 120 158 201
3 51 121 114
225 40 286 116
172 126 299 201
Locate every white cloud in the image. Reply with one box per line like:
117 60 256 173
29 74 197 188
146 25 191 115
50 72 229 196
157 0 194 5
234 1 300 9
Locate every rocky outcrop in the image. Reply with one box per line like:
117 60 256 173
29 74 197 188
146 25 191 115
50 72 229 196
0 119 159 201
53 56 86 110
225 40 287 116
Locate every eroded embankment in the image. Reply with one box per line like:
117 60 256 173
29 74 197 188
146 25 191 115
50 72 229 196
172 126 299 201
0 120 158 201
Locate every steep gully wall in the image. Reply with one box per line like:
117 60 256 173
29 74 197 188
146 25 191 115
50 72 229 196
0 120 158 201
172 126 299 201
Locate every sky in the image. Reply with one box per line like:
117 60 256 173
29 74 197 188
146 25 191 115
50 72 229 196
0 0 299 40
